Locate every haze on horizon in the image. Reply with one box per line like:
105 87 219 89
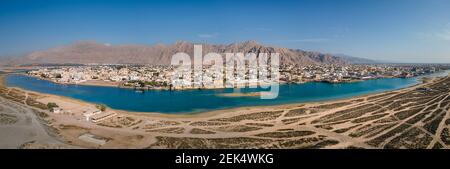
0 0 450 63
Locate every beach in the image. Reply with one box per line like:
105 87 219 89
1 71 450 149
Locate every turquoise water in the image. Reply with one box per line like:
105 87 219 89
2 74 427 114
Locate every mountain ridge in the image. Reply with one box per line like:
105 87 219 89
3 40 373 66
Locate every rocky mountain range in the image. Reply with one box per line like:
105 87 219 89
2 40 375 66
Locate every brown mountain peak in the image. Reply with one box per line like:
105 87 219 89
6 40 351 66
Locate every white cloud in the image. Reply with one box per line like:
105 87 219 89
435 30 450 41
416 23 450 41
198 33 219 38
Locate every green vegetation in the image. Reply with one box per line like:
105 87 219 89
384 127 433 149
148 136 271 149
96 104 107 111
34 111 49 119
46 102 59 111
285 108 308 117
211 111 283 122
127 80 161 87
190 121 229 126
255 131 316 138
212 125 262 132
146 127 185 134
0 113 19 125
26 98 48 110
190 128 216 134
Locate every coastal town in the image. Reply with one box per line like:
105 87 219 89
4 0 450 165
27 64 450 89
2 65 450 149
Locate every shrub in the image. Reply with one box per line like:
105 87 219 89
47 102 59 110
96 104 107 111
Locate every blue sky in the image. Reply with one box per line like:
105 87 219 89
1 0 450 63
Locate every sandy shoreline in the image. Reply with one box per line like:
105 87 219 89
2 72 424 117
2 70 449 149
0 73 425 119
0 71 431 122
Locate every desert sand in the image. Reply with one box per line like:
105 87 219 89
1 72 450 149
0 94 75 148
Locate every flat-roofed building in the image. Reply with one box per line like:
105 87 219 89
90 112 117 123
83 108 102 121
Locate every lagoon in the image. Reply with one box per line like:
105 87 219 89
3 73 445 114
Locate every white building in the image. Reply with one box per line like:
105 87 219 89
83 108 102 121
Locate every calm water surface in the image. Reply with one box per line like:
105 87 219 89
5 71 448 114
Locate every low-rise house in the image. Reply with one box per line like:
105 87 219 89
51 107 63 114
83 108 102 121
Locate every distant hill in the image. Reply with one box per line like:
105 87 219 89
3 40 370 66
